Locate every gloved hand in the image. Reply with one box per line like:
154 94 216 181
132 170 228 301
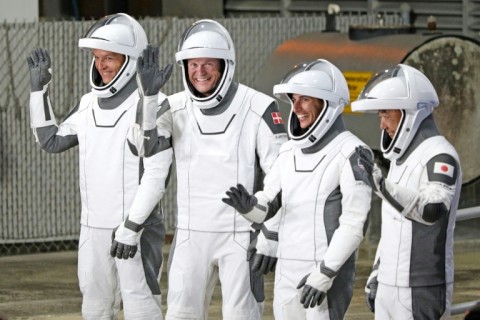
222 184 268 224
222 184 257 213
297 261 336 308
354 146 381 191
355 145 417 214
27 48 52 92
365 268 379 313
136 44 173 97
110 219 143 259
248 225 278 275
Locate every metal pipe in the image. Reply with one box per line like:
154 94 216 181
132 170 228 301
456 206 480 221
451 300 480 315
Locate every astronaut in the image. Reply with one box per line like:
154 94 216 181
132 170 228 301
223 59 372 319
135 19 288 319
352 64 462 319
27 13 172 319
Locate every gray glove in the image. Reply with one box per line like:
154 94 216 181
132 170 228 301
248 225 278 275
110 219 143 259
222 184 258 214
136 44 173 96
354 146 378 191
365 268 379 313
297 262 335 309
27 48 52 92
297 274 327 308
355 145 417 214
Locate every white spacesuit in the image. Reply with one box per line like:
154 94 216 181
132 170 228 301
139 20 288 319
352 64 462 319
27 13 172 320
223 60 371 319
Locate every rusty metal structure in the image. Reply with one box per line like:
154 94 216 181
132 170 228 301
254 32 480 182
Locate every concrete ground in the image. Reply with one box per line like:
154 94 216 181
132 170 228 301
0 242 479 320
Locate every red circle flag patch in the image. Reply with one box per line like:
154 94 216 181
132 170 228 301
434 162 454 178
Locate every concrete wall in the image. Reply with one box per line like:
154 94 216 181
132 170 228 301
0 0 38 22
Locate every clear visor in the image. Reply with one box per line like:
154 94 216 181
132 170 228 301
178 20 232 52
278 61 310 84
357 65 406 100
83 13 137 48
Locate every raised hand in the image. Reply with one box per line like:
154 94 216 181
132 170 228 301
136 44 173 96
27 48 52 92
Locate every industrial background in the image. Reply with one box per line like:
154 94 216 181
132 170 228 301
1 0 479 254
0 0 479 318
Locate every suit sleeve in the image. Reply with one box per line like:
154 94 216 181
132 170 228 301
401 153 460 225
29 88 79 153
322 148 372 272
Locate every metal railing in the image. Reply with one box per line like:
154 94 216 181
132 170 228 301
451 205 480 316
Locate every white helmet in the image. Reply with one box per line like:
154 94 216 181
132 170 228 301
273 59 349 149
175 19 235 109
78 13 148 98
351 64 439 160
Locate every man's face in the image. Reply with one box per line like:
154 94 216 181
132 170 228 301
378 109 403 138
187 58 222 97
92 49 126 85
291 94 325 129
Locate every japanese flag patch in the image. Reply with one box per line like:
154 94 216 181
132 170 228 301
433 162 455 178
271 112 284 125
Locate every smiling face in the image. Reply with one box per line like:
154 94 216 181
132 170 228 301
92 49 126 85
291 94 325 129
187 58 222 97
378 109 403 138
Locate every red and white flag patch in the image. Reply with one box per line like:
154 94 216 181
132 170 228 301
433 162 454 178
271 112 284 125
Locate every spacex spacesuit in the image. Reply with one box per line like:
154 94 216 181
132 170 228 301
223 59 371 319
27 14 172 320
138 20 288 319
352 64 462 319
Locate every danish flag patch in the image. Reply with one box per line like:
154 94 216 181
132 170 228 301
271 112 284 125
433 162 455 178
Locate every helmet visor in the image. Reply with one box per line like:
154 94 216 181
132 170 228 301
82 13 138 49
176 20 235 62
357 65 407 100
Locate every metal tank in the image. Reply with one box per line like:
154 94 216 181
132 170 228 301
254 32 480 182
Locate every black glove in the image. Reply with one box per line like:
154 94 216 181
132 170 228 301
222 184 258 214
27 48 52 92
297 273 327 308
365 269 379 313
109 220 142 259
136 44 173 96
251 252 277 275
248 226 278 275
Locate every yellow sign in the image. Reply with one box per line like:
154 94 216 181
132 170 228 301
343 71 373 113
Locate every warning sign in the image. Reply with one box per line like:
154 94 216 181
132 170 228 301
343 71 373 113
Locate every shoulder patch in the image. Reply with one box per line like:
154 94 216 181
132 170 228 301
426 153 459 186
262 102 287 135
